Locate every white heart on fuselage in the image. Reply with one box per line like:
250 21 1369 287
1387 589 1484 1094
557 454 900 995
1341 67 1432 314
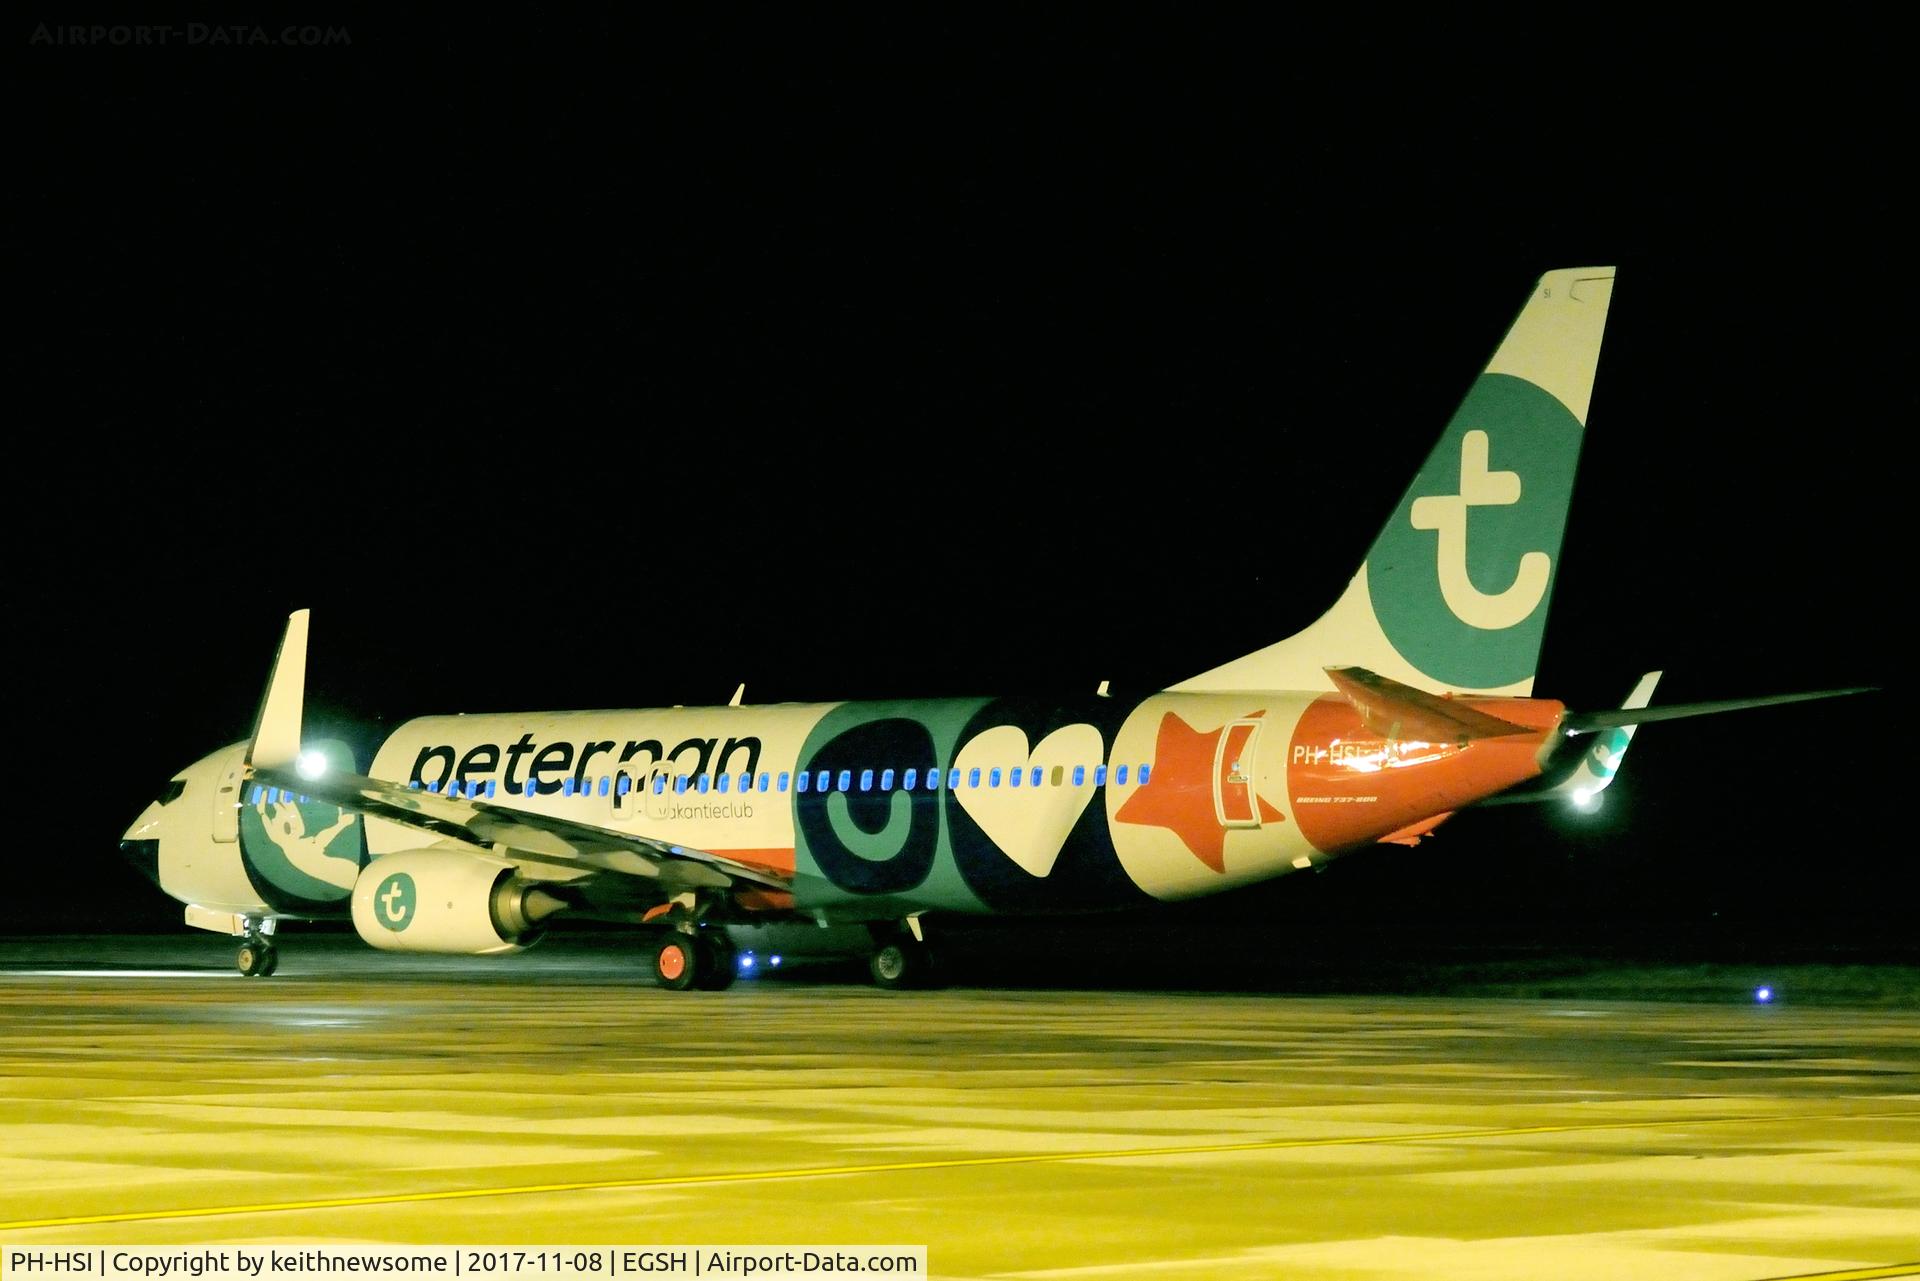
953 723 1104 878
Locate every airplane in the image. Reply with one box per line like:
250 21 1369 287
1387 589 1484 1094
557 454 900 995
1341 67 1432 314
118 266 1870 989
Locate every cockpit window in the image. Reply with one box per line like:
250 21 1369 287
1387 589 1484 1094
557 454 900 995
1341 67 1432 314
159 779 187 806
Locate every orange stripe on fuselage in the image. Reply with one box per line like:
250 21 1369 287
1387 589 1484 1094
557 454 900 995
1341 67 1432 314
1286 694 1560 854
713 847 796 876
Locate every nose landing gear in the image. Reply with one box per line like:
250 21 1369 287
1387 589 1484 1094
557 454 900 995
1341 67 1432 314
236 935 278 977
235 919 278 977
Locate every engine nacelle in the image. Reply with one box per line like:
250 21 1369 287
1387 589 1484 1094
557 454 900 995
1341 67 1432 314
350 848 567 954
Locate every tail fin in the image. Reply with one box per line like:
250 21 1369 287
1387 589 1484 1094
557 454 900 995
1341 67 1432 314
1173 267 1616 695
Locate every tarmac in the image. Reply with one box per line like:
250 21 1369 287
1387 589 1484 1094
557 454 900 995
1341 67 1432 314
1 934 1916 1280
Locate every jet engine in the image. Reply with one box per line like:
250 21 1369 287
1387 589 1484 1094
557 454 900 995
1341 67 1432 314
350 848 570 954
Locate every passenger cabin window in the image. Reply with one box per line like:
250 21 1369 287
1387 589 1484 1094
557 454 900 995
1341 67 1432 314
758 772 771 792
1050 765 1064 787
1094 765 1107 786
1030 766 1043 788
880 768 895 790
837 770 851 792
860 769 874 792
989 767 1002 788
1010 767 1022 788
717 773 731 794
967 767 981 789
817 770 831 792
1116 765 1129 785
778 772 791 792
740 771 753 793
796 772 810 793
697 774 711 794
1139 764 1152 784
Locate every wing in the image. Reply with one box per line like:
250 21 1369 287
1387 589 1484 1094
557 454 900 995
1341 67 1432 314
249 763 797 896
243 610 804 899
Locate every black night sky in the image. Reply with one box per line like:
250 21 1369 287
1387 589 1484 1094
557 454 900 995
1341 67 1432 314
10 19 1909 962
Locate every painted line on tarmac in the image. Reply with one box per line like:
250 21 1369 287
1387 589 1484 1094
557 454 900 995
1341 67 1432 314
1753 1265 1920 1281
2 1109 1914 1231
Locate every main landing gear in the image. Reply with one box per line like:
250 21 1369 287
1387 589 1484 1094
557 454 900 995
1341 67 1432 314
652 929 738 991
868 919 936 990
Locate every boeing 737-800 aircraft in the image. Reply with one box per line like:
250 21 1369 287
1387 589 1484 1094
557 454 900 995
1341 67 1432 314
118 268 1866 988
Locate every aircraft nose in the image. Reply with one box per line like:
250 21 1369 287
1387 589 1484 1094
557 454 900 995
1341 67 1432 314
119 837 161 886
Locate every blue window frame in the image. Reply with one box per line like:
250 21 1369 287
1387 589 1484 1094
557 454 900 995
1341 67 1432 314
777 772 790 792
837 770 851 792
902 768 917 790
1010 767 1022 788
616 775 630 796
653 774 666 795
426 780 441 794
1116 765 1129 785
758 772 771 792
675 775 689 794
1072 765 1086 786
880 768 895 790
795 771 809 793
859 768 874 792
1139 763 1152 784
817 770 830 792
989 767 1002 788
948 768 961 789
597 777 609 797
741 772 753 793
486 780 498 798
697 774 711 794
249 785 264 804
1030 766 1043 788
968 767 981 788
1094 764 1107 786
717 773 731 794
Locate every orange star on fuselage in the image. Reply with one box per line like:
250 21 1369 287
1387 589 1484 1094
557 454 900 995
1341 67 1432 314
1115 712 1261 873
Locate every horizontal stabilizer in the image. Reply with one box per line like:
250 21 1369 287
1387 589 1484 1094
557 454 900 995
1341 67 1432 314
1562 685 1875 735
1326 666 1537 744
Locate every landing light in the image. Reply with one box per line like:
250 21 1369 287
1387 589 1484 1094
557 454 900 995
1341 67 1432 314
1572 787 1599 811
296 751 328 780
770 955 782 967
1755 986 1774 1004
739 953 755 971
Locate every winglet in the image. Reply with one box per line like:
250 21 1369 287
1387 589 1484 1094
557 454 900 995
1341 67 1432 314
246 609 309 770
1553 670 1661 806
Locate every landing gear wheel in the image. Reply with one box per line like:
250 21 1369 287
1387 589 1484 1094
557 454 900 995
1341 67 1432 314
653 934 701 991
695 933 739 991
869 939 932 990
236 940 277 978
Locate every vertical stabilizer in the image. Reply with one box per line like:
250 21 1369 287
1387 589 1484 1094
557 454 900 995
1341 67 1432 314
1173 267 1615 695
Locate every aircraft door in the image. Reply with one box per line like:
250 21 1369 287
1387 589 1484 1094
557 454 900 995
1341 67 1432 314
1213 719 1262 829
212 752 243 843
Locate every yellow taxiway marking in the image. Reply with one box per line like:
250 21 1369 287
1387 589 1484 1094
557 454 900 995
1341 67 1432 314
2 1109 1913 1232
1757 1266 1920 1281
